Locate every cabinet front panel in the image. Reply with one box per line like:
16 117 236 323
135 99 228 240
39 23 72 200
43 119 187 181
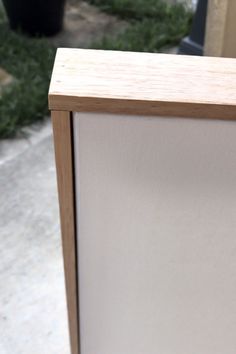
73 112 236 354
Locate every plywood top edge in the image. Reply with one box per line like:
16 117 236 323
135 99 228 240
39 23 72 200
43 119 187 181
49 48 236 117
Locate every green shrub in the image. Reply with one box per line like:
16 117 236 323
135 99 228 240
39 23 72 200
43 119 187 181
88 0 192 52
0 8 56 138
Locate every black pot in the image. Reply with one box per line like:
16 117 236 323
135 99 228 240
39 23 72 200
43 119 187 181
2 0 66 36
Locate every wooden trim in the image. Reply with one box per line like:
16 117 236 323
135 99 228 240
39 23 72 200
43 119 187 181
204 0 228 57
49 97 236 121
52 111 80 354
205 0 236 58
49 48 236 119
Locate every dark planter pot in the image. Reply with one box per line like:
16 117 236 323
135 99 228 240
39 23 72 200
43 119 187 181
2 0 66 36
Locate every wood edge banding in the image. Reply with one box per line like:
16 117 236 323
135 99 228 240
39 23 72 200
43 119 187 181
48 48 236 120
51 110 80 354
49 97 236 121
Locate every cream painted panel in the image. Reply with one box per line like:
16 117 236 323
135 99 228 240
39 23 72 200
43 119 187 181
73 112 236 354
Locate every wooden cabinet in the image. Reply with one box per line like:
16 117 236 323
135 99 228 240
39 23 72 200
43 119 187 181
49 49 236 354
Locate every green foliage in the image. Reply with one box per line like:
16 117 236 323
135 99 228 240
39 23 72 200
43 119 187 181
88 0 192 52
86 0 168 20
0 8 56 138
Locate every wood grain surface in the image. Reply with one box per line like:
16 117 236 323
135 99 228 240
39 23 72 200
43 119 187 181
205 0 236 58
52 111 80 354
49 48 236 119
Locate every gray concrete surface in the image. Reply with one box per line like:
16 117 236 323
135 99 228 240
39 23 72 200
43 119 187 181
51 1 128 48
0 120 70 354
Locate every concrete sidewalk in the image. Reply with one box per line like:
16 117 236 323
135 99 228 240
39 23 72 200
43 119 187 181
0 120 70 354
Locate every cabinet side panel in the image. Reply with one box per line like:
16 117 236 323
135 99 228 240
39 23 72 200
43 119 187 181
74 112 236 354
52 111 79 354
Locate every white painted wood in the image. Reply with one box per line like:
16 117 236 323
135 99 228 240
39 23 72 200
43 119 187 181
73 112 236 354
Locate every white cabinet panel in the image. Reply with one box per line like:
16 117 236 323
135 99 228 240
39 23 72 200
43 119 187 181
73 112 236 354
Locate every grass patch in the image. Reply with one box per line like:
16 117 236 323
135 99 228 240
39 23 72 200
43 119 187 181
86 0 169 20
0 8 56 138
87 0 192 52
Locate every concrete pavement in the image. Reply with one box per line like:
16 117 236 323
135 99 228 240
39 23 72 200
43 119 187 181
0 120 70 354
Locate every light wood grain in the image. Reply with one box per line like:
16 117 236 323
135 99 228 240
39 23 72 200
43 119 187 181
205 0 236 58
49 48 236 119
204 0 228 57
52 111 80 354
